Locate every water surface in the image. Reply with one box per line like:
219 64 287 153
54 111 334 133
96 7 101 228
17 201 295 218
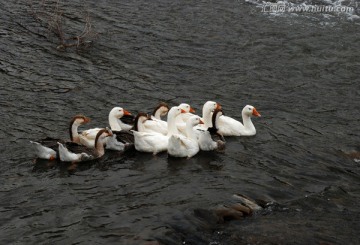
1 0 359 244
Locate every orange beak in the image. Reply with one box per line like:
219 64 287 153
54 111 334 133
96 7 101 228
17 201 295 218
199 119 204 124
124 110 132 116
252 108 261 117
190 107 196 113
181 109 186 113
216 103 222 110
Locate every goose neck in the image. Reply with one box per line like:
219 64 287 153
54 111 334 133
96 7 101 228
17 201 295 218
153 110 162 120
70 122 80 143
185 123 197 140
167 114 179 136
94 136 106 157
202 110 212 128
242 113 255 132
108 114 121 131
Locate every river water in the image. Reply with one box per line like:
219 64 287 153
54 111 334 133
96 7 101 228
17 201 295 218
1 0 359 244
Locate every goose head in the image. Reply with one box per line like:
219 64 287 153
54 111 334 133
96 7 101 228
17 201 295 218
152 102 170 117
69 115 91 142
133 113 152 131
188 115 204 127
168 106 186 120
179 103 196 113
71 115 91 126
242 105 261 117
109 107 132 119
95 128 113 144
203 101 221 114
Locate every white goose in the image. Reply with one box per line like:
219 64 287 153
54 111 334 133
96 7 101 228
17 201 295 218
132 107 185 155
79 107 133 149
217 105 261 136
197 108 226 151
168 115 203 158
142 102 169 135
176 103 196 134
30 115 91 160
192 101 221 133
132 113 169 155
201 101 222 128
58 128 113 162
178 103 196 123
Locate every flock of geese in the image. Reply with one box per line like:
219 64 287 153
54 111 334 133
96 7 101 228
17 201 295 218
30 101 261 162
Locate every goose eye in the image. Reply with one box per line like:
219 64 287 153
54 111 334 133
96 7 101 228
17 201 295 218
248 108 251 111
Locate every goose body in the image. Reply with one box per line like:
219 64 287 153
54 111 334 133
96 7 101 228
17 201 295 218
30 140 57 160
142 102 169 135
117 117 133 131
133 107 185 154
168 115 202 158
196 108 226 151
30 115 90 160
58 128 112 162
58 143 92 162
217 105 261 136
132 113 168 154
133 131 169 154
79 107 134 150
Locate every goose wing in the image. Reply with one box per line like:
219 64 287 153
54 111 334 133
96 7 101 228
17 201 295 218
120 114 135 126
113 130 135 144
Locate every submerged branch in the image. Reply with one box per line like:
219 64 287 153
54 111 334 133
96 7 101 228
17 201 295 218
28 0 99 51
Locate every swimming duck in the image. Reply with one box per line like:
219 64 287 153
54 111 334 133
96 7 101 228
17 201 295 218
151 102 170 120
168 115 203 158
142 102 169 135
178 103 196 122
132 107 185 154
217 105 261 136
167 106 186 137
79 107 134 150
132 113 169 155
30 115 90 160
176 103 197 134
58 128 113 162
196 108 226 151
201 101 222 128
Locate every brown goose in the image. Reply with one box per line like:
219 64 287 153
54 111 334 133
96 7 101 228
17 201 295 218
30 115 90 160
57 128 113 162
151 102 170 120
142 102 170 135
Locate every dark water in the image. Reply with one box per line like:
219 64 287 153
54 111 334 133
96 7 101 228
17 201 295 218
1 0 360 244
